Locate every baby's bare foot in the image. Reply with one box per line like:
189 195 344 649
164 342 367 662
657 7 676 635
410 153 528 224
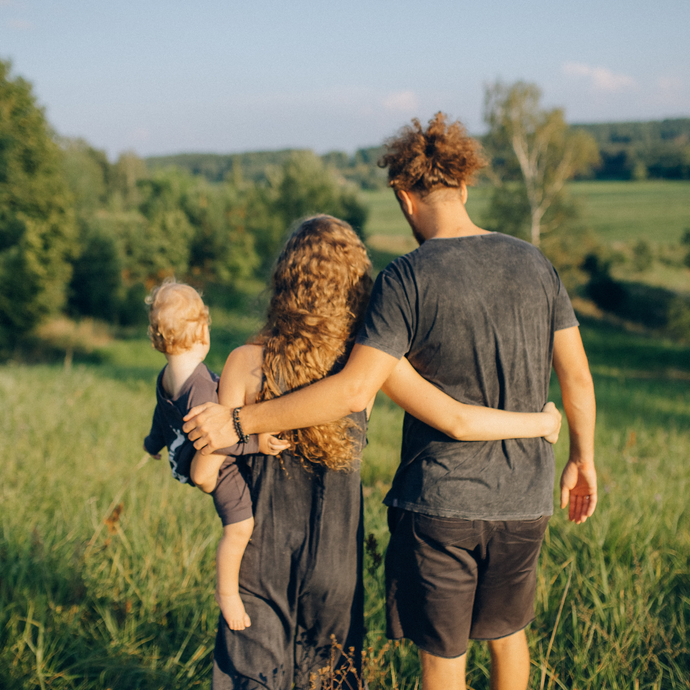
216 591 251 630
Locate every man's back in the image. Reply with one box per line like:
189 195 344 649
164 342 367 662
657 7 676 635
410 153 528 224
358 232 578 519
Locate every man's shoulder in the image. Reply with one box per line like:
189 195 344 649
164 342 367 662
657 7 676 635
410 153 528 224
470 233 556 281
381 233 550 269
493 232 546 253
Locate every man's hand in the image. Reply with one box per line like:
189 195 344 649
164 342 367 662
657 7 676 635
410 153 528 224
560 459 597 524
542 402 562 445
183 402 237 454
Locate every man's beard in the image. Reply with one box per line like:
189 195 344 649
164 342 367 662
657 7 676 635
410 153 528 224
410 221 425 246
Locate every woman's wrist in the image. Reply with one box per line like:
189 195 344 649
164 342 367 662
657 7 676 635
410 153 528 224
542 411 556 435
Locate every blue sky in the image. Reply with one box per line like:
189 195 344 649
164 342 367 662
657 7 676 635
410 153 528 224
1 0 688 159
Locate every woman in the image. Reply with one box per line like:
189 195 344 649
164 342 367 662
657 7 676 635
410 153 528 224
210 215 559 689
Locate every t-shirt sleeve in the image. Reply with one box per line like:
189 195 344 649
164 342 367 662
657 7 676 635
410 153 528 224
187 373 219 408
552 270 579 332
143 405 166 455
355 262 415 360
215 435 260 457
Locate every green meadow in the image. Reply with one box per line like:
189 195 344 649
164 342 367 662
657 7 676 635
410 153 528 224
568 181 690 244
363 180 690 244
2 182 690 689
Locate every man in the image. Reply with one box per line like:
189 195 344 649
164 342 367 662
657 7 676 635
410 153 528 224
184 113 596 690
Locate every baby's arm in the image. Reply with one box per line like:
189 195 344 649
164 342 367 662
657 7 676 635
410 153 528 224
382 357 561 442
144 406 166 459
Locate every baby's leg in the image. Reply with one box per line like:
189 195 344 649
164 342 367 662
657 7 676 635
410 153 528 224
216 517 254 630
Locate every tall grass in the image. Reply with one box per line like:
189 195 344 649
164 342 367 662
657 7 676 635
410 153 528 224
1 317 689 688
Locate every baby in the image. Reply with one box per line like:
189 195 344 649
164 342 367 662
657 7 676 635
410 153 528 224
143 279 287 630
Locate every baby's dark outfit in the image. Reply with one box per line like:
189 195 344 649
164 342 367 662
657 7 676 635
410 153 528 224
144 362 256 525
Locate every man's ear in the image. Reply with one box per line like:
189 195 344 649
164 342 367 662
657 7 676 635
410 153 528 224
460 181 468 205
396 189 415 217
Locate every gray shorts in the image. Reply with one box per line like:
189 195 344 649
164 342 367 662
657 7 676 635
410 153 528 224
385 508 549 658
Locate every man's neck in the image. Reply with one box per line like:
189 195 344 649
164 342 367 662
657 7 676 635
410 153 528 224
400 187 489 243
417 198 489 241
163 346 206 398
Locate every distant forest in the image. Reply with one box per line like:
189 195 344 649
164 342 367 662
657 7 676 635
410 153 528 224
573 118 690 180
147 147 388 190
148 118 690 186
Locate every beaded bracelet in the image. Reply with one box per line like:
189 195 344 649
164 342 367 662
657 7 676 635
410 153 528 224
232 407 250 444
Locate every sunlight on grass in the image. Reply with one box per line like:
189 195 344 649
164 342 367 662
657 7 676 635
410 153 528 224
2 319 689 688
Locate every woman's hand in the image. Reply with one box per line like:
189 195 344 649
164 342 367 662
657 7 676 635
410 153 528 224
258 432 291 456
542 402 562 445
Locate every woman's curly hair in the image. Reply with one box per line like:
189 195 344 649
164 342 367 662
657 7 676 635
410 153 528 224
253 215 373 471
379 112 486 196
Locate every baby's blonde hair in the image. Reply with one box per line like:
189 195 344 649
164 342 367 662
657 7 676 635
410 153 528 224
146 279 210 354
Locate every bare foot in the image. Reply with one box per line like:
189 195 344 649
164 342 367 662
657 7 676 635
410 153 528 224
216 591 251 630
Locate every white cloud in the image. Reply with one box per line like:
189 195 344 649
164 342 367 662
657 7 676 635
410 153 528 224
7 17 32 29
382 90 419 113
128 127 150 145
562 62 636 93
651 75 689 110
657 76 683 92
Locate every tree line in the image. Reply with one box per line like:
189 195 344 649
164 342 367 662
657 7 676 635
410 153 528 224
0 60 368 350
148 147 388 190
63 141 367 325
150 123 690 188
1 59 688 353
573 119 690 181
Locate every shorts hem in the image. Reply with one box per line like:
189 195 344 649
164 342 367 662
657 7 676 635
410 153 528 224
387 619 535 658
386 633 468 659
470 617 534 642
219 508 254 526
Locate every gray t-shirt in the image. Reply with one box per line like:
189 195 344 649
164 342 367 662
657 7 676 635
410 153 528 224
356 232 578 520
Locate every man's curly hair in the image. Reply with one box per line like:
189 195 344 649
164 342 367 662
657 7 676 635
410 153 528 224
252 215 373 471
379 112 486 195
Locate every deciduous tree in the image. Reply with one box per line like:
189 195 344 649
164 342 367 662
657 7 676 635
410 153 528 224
0 60 76 344
483 81 599 247
251 151 368 271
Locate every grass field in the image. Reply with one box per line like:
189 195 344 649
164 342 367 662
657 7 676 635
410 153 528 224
2 299 690 689
569 181 690 244
2 179 690 688
363 180 690 246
